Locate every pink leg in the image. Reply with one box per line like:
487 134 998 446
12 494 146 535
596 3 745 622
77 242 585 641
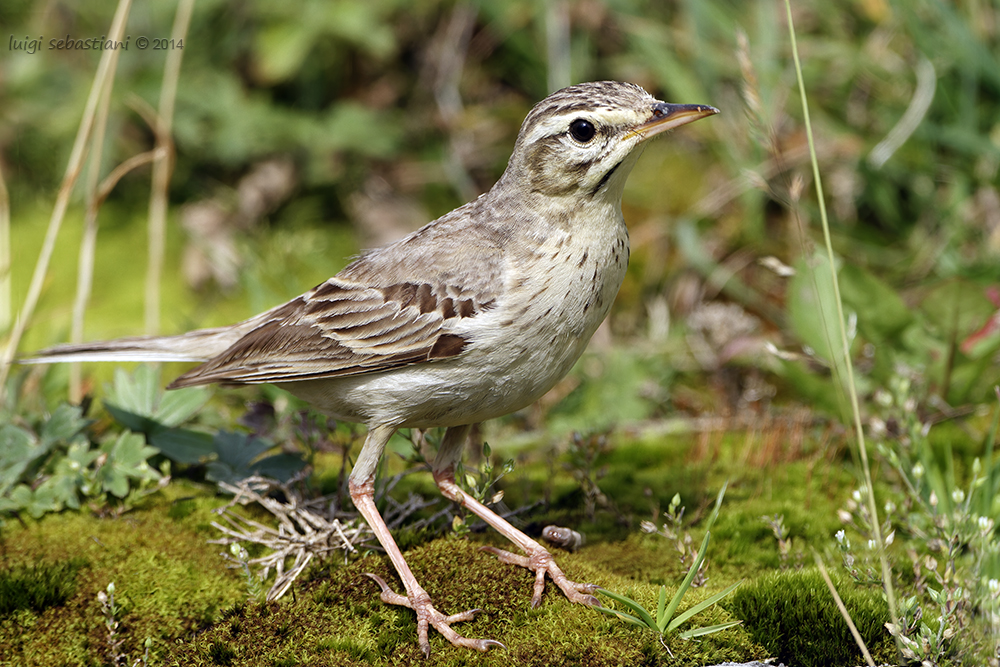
351 425 502 656
432 426 599 608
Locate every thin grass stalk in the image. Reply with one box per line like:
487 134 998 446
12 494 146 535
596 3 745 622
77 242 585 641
0 0 134 403
782 0 901 649
814 551 875 666
145 0 194 335
545 0 571 92
0 162 9 336
70 46 121 403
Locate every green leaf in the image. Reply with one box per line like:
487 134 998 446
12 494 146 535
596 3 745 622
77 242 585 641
40 404 89 446
207 431 307 485
677 619 743 640
154 387 210 427
254 22 317 85
104 402 160 435
839 264 913 341
106 366 158 417
788 251 852 381
656 585 667 628
150 428 214 464
593 605 649 628
666 580 743 633
595 588 658 631
0 425 45 495
214 431 274 471
251 453 307 482
661 530 712 632
705 480 728 530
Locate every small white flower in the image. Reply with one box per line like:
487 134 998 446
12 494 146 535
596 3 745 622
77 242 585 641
835 530 846 544
852 489 862 502
884 501 896 514
912 463 924 479
884 530 895 546
867 539 877 551
951 489 965 504
977 516 994 535
869 418 886 437
988 579 1000 596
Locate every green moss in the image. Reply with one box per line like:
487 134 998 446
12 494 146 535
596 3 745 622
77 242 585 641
164 538 764 666
0 557 88 617
0 480 244 666
724 568 895 667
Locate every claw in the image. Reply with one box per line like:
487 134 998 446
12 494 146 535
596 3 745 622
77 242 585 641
480 545 599 607
362 571 501 655
364 572 392 592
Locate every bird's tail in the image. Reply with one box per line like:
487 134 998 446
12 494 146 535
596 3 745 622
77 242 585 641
21 326 244 366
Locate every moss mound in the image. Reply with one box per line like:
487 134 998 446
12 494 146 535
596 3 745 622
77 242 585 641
725 568 895 667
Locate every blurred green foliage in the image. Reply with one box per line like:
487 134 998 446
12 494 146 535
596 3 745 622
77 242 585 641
4 2 1000 661
6 0 999 415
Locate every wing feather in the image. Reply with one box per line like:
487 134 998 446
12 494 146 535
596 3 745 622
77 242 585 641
168 278 494 388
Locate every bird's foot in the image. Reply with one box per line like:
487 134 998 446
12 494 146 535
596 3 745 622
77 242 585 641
480 545 599 608
365 573 504 657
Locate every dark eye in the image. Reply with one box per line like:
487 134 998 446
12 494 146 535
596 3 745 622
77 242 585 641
569 118 597 143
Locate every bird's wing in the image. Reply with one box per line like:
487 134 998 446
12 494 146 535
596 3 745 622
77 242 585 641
169 276 497 388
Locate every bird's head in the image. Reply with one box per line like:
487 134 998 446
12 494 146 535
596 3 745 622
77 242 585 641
503 81 718 201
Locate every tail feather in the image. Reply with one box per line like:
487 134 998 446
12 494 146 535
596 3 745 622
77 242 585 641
21 326 244 366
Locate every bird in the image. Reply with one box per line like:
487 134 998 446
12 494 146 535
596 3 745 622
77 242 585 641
25 81 718 656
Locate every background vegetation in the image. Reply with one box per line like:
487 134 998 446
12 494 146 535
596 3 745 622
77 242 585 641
2 0 1000 665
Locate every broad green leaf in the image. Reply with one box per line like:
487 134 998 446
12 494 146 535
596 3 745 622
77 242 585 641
839 264 913 341
106 366 159 417
40 403 89 446
104 403 160 435
213 431 274 471
150 428 214 464
252 453 307 482
788 251 853 384
154 387 210 427
0 425 45 495
103 470 130 499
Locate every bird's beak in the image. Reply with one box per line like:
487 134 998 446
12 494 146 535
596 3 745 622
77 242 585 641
627 102 719 142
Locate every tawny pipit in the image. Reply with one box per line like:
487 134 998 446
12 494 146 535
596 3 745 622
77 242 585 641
28 81 718 655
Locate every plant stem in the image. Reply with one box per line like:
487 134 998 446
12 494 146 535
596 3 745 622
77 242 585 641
782 0 901 647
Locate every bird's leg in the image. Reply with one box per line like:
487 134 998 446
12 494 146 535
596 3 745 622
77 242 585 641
351 424 502 656
433 425 599 608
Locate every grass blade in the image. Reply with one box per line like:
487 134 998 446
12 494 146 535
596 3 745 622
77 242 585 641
593 605 648 628
677 620 744 640
783 0 901 641
666 580 743 633
596 587 657 631
656 584 667 628
661 530 711 631
705 480 728 530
